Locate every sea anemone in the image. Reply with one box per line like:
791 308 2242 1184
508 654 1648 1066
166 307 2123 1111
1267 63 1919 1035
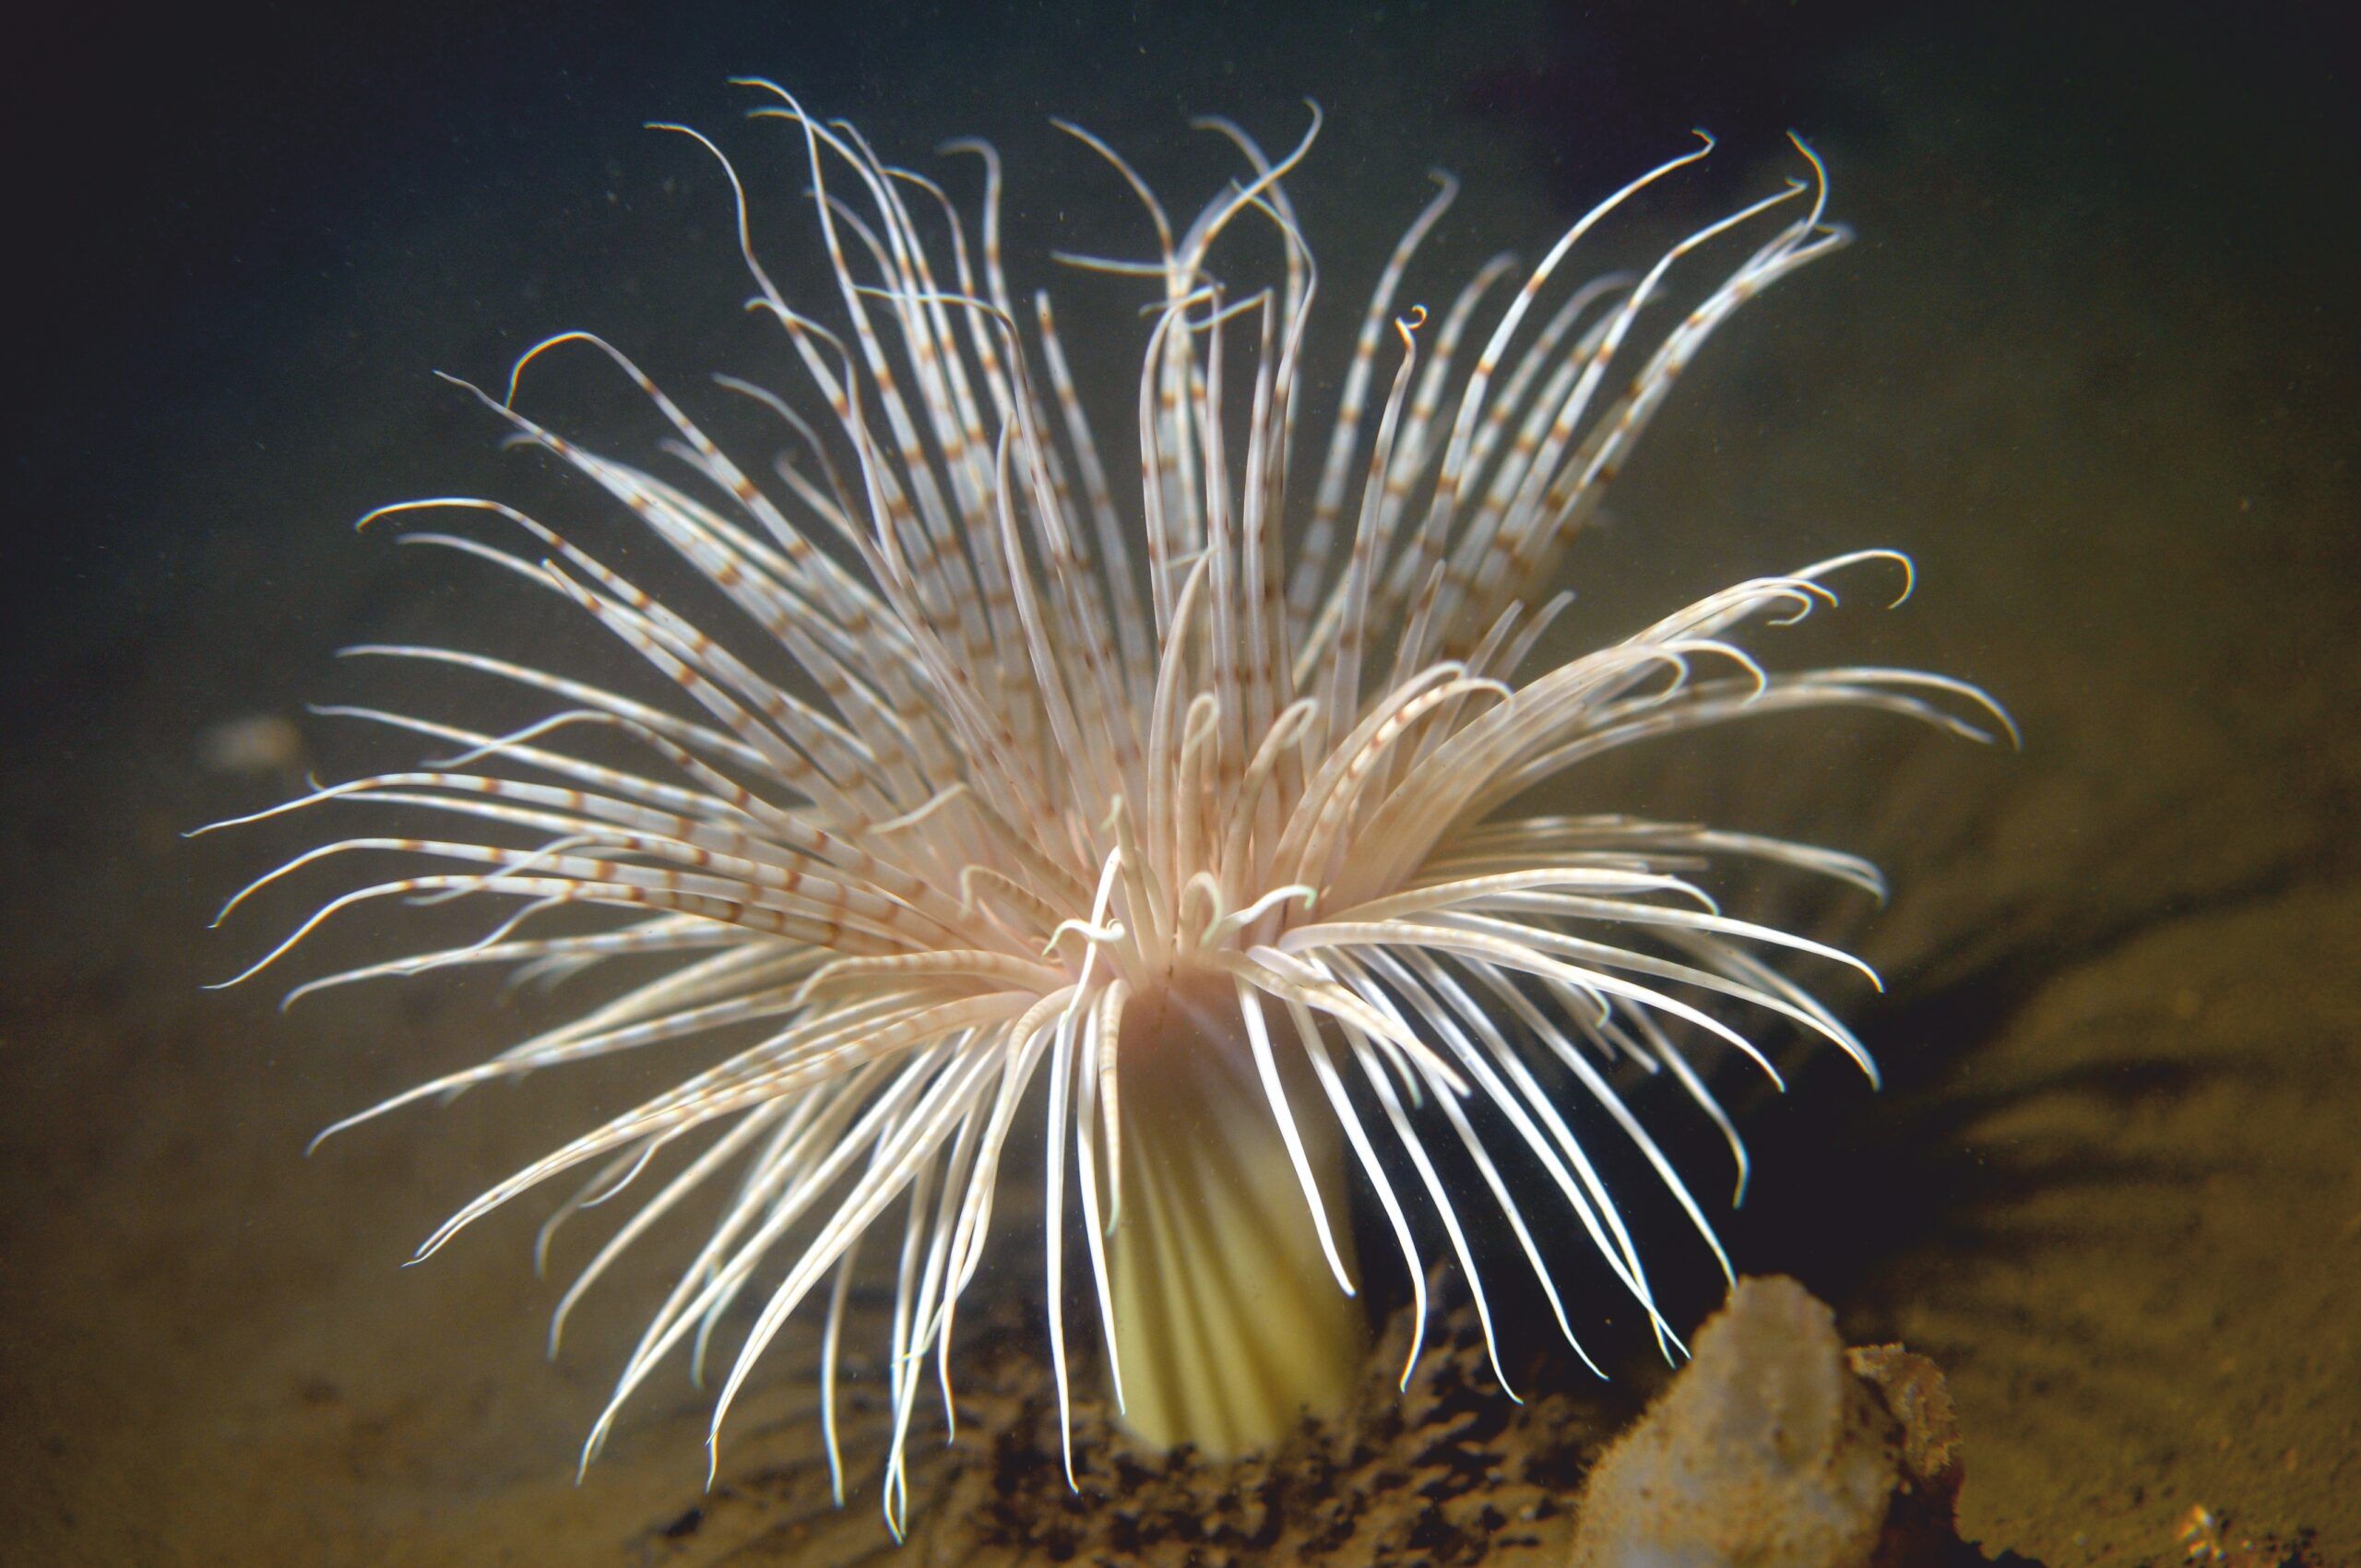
206 82 2008 1532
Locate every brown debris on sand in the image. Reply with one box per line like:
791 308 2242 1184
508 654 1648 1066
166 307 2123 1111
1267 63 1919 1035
936 1291 1619 1566
651 1277 1986 1567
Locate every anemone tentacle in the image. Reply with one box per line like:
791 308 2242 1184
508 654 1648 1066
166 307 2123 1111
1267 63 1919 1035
208 87 2005 1532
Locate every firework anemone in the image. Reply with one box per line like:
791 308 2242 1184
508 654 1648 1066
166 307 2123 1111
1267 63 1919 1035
206 82 2009 1531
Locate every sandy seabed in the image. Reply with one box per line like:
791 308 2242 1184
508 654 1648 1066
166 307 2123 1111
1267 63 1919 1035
4 10 2355 1566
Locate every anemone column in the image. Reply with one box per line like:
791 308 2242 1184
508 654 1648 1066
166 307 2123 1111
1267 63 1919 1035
1104 973 1366 1455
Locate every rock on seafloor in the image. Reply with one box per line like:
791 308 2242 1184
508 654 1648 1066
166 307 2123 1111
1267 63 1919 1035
1566 1276 1966 1568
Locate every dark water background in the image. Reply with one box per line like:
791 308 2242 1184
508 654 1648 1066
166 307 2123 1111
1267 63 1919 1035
4 3 2355 1563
